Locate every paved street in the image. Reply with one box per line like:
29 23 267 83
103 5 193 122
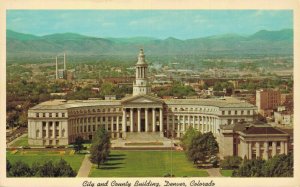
76 154 92 177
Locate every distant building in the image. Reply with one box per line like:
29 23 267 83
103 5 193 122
274 110 293 126
256 89 281 117
218 121 292 160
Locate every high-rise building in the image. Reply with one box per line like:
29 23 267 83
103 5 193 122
256 89 281 116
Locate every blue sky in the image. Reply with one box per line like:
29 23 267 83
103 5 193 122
7 10 293 39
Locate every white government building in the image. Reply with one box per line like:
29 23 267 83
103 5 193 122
28 49 257 147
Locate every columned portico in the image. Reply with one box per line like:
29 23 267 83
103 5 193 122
121 106 163 135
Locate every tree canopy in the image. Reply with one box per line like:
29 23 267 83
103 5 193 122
6 159 76 177
181 126 201 150
186 132 219 164
233 153 293 177
90 127 111 168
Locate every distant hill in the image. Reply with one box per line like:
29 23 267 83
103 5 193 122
6 29 293 61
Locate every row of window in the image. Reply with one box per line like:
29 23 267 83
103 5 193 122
36 113 65 118
169 107 218 113
222 110 251 115
69 107 121 115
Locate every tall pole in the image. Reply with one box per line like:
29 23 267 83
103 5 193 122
64 53 66 71
55 56 58 79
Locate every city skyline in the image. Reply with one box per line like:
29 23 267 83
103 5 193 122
7 10 292 39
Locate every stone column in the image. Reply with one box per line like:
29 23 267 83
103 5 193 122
122 109 126 137
105 117 109 131
53 121 56 138
111 117 114 132
182 116 186 132
192 116 195 129
197 116 200 131
145 108 149 132
263 142 268 160
46 122 49 138
159 108 163 136
172 115 175 131
130 108 134 132
59 122 62 138
177 121 180 138
272 142 276 157
152 108 156 132
116 116 119 138
166 114 169 134
201 116 204 133
248 143 252 159
280 141 284 154
284 142 288 154
138 108 141 132
256 142 260 158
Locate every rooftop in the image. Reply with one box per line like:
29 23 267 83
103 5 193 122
30 96 255 110
165 97 255 108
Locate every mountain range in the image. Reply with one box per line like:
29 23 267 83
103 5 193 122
6 29 293 60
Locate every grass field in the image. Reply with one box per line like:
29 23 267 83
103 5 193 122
220 169 233 177
7 150 85 172
89 150 209 177
10 135 29 147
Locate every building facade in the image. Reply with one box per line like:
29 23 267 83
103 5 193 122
28 49 257 146
218 121 291 160
256 89 281 117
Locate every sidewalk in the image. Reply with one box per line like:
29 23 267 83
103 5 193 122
7 133 27 148
76 154 92 177
206 168 223 177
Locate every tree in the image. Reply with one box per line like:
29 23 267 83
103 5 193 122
220 156 242 170
187 132 219 164
55 159 76 177
233 159 266 177
263 153 293 177
6 159 12 176
90 127 111 168
181 126 201 150
9 161 32 177
39 160 56 177
74 136 84 153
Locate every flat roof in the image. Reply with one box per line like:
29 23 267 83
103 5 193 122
30 96 255 110
165 97 255 108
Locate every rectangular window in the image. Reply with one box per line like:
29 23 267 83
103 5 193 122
268 142 272 147
277 141 280 147
42 121 46 127
62 113 65 117
56 113 59 117
36 113 39 117
228 111 231 115
43 113 46 117
84 126 86 132
49 113 52 117
88 125 91 132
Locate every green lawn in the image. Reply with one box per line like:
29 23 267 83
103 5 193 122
220 169 233 177
7 150 85 172
89 150 209 177
11 135 29 147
